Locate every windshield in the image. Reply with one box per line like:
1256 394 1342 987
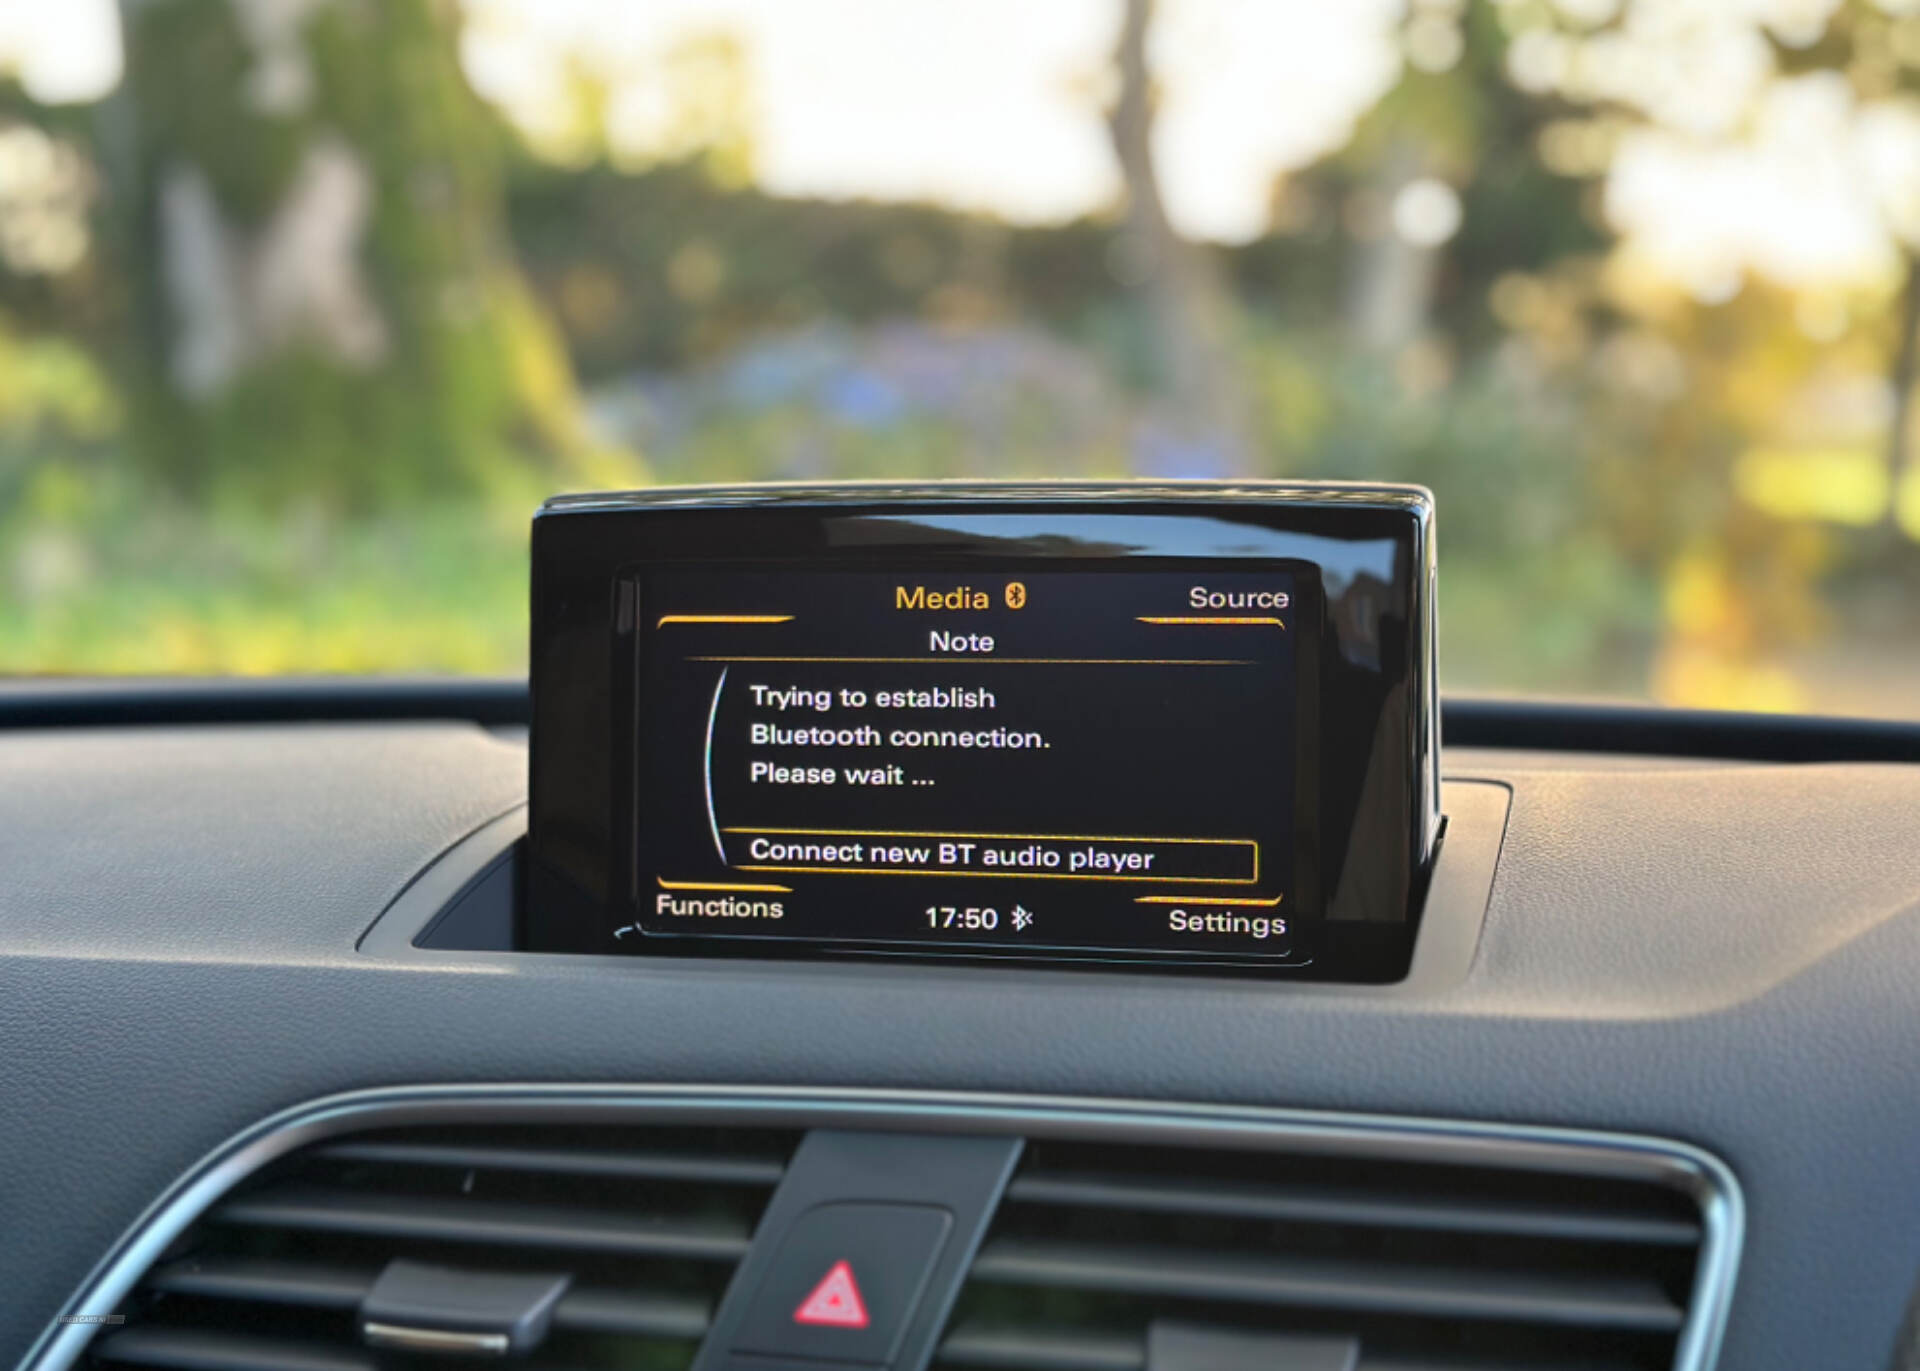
1 0 1916 717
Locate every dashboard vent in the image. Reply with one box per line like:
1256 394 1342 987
934 1135 1708 1371
87 1122 799 1371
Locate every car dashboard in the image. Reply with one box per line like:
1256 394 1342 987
3 684 1920 1371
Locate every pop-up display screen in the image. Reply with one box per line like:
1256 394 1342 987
634 569 1307 962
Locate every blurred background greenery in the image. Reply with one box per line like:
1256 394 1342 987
1 0 1918 715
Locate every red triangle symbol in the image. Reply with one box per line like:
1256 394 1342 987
793 1259 870 1328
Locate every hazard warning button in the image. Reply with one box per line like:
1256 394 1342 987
734 1202 953 1364
795 1260 869 1328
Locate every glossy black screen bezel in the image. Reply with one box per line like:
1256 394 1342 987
526 483 1437 981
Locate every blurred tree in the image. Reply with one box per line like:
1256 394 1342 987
1771 1 1920 525
101 0 599 506
508 156 1126 380
0 81 123 361
1497 0 1920 533
1888 250 1920 512
1105 0 1248 471
1293 0 1601 358
1462 0 1920 701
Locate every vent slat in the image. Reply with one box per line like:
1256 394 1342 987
148 1259 365 1309
939 1323 1144 1371
93 1330 372 1371
1363 1360 1639 1371
315 1141 785 1187
555 1288 711 1340
1004 1173 1699 1247
145 1258 713 1340
933 1324 1639 1371
958 1142 1709 1371
968 1239 1684 1333
212 1188 751 1260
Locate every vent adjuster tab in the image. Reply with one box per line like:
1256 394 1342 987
359 1259 572 1357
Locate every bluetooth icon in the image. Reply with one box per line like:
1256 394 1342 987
1012 906 1034 931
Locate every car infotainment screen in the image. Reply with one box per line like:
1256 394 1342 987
527 483 1437 980
634 569 1308 962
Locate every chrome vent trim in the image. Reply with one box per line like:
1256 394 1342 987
22 1087 1742 1371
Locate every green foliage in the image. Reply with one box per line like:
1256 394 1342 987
1 459 535 675
507 157 1126 380
128 0 307 223
507 149 1437 391
0 0 1913 707
108 0 611 508
1260 341 1661 691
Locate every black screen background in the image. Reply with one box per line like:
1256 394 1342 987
633 568 1312 962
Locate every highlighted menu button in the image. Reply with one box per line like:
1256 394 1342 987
725 827 1258 884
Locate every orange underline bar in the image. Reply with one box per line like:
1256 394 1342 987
692 656 1251 666
725 826 1252 846
1138 616 1285 628
657 877 793 893
1135 893 1285 906
736 866 1254 884
656 614 794 628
